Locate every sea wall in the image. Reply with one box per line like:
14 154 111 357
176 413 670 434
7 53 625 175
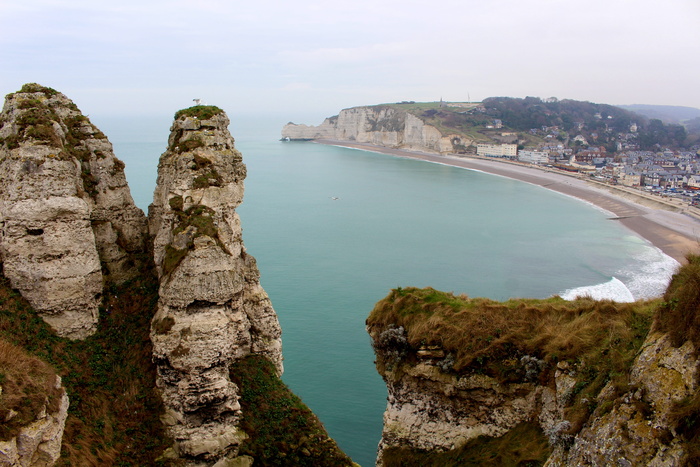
282 106 469 154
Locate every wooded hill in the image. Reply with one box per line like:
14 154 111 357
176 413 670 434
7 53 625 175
388 97 698 152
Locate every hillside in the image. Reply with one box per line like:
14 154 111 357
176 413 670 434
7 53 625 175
283 97 697 154
618 104 700 124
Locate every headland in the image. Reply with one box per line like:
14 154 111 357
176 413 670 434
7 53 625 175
316 139 700 264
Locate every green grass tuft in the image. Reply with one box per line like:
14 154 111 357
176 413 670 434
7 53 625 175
174 105 224 121
655 254 700 347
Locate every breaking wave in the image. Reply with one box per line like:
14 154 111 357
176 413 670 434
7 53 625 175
560 244 680 302
560 277 636 302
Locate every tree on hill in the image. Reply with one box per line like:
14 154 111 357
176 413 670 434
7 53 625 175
480 97 690 150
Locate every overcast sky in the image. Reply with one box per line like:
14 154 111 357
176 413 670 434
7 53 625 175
1 0 699 123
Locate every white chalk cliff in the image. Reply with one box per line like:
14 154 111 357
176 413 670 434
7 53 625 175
148 107 283 465
282 105 471 154
0 84 147 340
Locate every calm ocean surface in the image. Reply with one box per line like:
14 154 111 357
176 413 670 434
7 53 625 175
95 114 678 466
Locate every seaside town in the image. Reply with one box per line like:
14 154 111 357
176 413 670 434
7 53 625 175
475 125 700 207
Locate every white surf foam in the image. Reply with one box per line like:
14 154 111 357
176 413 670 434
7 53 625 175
560 277 636 302
616 243 679 300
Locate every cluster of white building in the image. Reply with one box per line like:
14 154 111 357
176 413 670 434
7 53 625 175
474 143 700 194
476 143 548 164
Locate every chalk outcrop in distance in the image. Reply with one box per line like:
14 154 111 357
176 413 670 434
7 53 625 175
281 105 472 154
148 106 283 465
0 84 147 339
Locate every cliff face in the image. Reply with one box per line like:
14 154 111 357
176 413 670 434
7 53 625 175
282 105 469 154
368 275 700 466
148 106 283 465
545 331 697 465
0 84 147 339
0 86 351 466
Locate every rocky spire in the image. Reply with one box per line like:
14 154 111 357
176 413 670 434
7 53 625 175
148 105 282 464
0 83 147 339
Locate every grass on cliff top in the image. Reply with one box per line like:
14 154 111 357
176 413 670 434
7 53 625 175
654 254 700 464
655 254 700 347
174 105 224 121
0 338 63 440
230 354 354 466
0 263 171 465
367 286 656 377
382 422 550 467
18 82 60 97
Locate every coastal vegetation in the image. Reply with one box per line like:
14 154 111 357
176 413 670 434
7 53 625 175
382 422 550 467
230 355 354 466
379 97 697 152
368 287 655 380
174 105 224 121
0 264 171 466
368 255 700 465
0 338 63 441
162 204 220 277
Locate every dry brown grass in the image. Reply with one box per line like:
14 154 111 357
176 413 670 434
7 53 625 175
367 287 656 375
368 286 659 448
655 254 700 347
0 339 63 440
382 422 551 466
0 265 171 466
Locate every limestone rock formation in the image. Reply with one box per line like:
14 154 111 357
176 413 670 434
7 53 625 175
545 331 698 466
148 106 283 465
0 338 70 467
282 105 471 154
368 276 700 466
0 84 147 339
0 378 69 467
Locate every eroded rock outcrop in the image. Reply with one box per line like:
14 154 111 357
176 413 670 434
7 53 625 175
148 106 282 465
282 105 471 154
0 380 69 467
368 272 700 466
0 339 69 467
0 84 147 339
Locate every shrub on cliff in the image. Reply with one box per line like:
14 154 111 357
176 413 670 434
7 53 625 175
655 254 700 347
230 355 354 466
174 105 223 121
0 338 63 440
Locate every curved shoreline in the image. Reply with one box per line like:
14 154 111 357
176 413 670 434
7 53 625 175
315 139 700 264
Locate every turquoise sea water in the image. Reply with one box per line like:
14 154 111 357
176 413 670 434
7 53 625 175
97 115 678 466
